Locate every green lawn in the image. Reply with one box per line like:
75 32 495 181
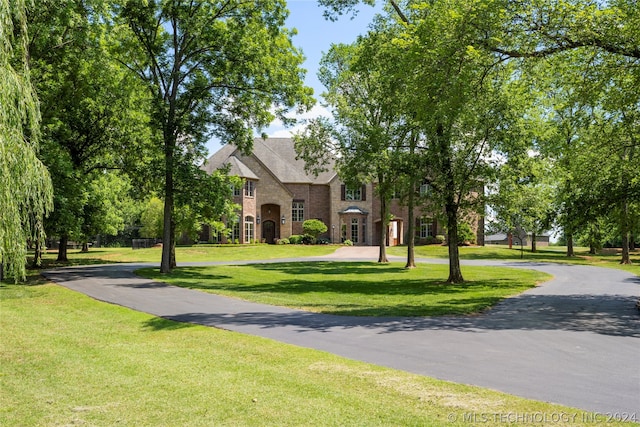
388 244 640 275
36 244 638 277
1 281 631 427
139 261 551 316
35 243 336 267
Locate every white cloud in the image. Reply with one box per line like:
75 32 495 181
205 104 333 156
263 104 332 137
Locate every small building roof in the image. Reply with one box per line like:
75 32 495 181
485 233 508 241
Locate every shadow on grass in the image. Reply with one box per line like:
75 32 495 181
142 316 195 331
29 257 121 269
157 263 519 295
149 262 535 317
252 261 396 276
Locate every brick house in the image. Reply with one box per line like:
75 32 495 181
201 137 483 246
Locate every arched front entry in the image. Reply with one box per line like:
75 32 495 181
260 203 281 244
262 220 276 244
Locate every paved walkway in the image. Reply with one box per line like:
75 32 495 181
43 248 640 415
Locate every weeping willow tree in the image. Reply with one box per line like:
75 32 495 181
0 0 53 281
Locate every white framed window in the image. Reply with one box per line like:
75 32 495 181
420 217 433 238
230 220 240 243
346 187 362 201
351 218 359 243
419 182 432 196
244 216 254 243
231 185 241 197
292 202 304 222
244 180 255 197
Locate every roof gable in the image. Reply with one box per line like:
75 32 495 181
203 137 336 185
254 138 336 185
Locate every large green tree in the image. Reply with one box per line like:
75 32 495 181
0 0 53 281
117 0 313 273
79 172 136 252
317 0 639 271
529 43 639 263
312 0 511 283
490 156 556 253
393 1 509 283
296 28 415 264
28 0 152 262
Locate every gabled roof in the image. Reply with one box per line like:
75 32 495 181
202 137 336 185
226 156 259 180
201 144 258 180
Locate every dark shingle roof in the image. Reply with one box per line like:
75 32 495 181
202 137 336 185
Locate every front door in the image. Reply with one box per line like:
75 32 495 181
263 220 276 244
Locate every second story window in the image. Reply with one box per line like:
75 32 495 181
346 187 361 201
419 182 432 196
232 185 241 197
244 180 255 197
341 184 366 201
292 202 304 222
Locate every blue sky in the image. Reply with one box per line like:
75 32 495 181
205 1 381 156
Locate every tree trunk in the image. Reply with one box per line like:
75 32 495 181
566 233 574 257
621 232 631 264
588 221 598 255
437 122 463 284
57 234 69 262
531 231 537 253
378 195 389 263
31 238 43 268
160 135 175 273
81 242 89 252
630 233 636 251
446 205 464 284
405 179 416 269
620 200 631 264
170 219 177 269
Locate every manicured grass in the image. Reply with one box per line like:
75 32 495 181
1 281 630 427
139 262 551 316
35 244 637 276
34 244 336 267
388 245 640 275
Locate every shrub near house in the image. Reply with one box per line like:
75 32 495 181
302 219 328 244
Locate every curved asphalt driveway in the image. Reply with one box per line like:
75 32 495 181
43 248 639 415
